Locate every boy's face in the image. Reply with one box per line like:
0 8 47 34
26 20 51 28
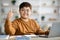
19 7 31 19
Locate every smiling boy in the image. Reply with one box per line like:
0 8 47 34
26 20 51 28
5 2 49 35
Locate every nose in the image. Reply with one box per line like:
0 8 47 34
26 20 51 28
24 10 28 14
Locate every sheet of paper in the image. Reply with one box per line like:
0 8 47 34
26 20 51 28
16 36 30 40
0 35 9 39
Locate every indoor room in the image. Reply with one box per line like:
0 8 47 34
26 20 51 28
0 0 60 40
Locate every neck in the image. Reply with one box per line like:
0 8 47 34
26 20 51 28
21 17 29 22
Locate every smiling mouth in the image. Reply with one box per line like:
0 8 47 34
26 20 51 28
23 13 29 16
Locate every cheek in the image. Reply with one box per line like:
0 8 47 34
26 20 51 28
20 11 24 15
29 12 31 16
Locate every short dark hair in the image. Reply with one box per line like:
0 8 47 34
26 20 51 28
19 2 32 10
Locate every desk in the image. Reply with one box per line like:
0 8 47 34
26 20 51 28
9 36 60 40
30 37 60 40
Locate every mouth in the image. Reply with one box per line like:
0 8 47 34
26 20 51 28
23 13 29 16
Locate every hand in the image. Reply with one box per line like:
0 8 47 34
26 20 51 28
45 30 50 35
7 9 13 20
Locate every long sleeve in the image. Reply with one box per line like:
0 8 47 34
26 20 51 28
35 22 49 35
35 21 45 35
32 20 48 35
4 19 18 35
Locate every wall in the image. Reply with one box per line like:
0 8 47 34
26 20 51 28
0 0 60 34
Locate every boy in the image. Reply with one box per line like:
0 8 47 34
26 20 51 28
5 2 49 35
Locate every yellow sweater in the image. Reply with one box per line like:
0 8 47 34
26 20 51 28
4 18 46 35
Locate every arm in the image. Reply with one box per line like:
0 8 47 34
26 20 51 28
33 20 49 35
35 22 45 35
4 19 17 35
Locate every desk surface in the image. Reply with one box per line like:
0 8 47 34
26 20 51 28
9 36 60 40
0 35 60 40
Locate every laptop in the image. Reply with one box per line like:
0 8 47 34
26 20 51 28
39 22 60 38
48 22 60 38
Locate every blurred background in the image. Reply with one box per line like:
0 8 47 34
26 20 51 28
0 0 60 34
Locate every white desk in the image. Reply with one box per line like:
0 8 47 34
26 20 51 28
9 36 60 40
30 37 60 40
0 35 60 40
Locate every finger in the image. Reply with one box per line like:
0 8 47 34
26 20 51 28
10 8 12 12
9 8 12 13
10 8 13 12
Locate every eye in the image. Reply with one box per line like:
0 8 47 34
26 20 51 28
21 9 24 11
